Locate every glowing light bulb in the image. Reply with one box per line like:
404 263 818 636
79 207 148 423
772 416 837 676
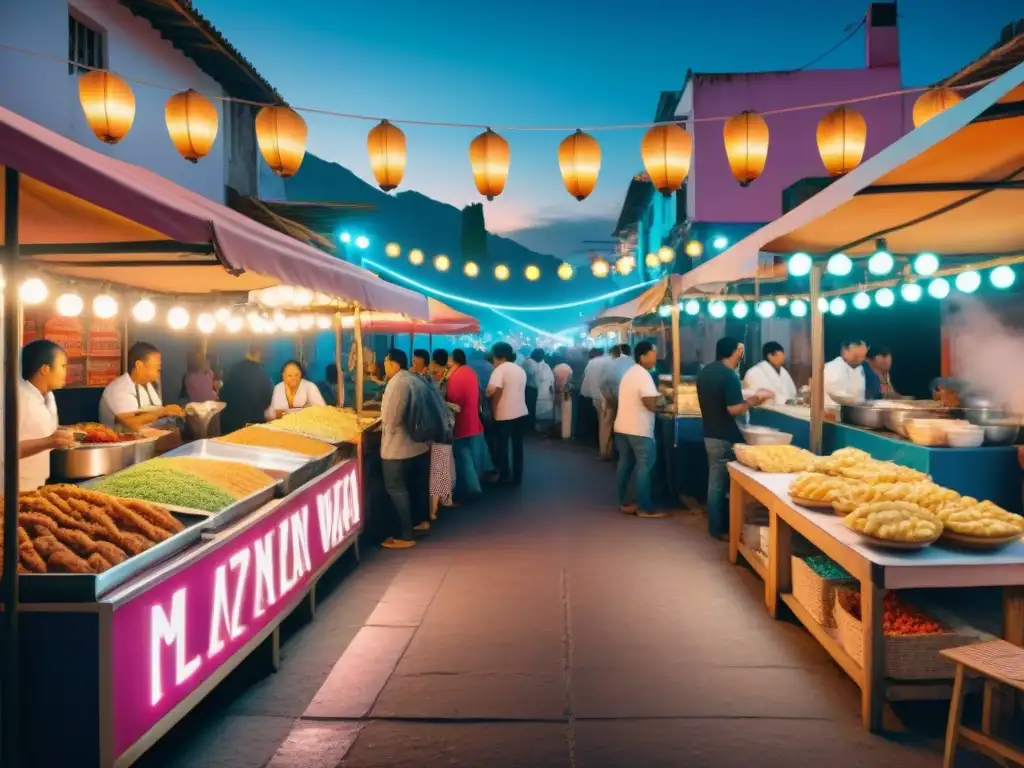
56 293 84 317
19 278 47 305
790 299 807 318
955 270 981 293
409 249 424 265
434 254 451 272
299 313 316 330
167 306 190 329
282 316 299 333
818 297 829 314
197 313 216 334
557 263 574 280
93 293 118 319
708 301 727 319
355 235 370 249
900 282 922 302
464 261 479 277
829 297 846 315
875 287 895 307
292 287 314 307
913 252 939 276
868 250 894 276
826 253 852 276
339 232 352 244
133 298 156 322
776 296 789 307
990 265 1015 290
788 253 812 277
928 277 950 299
853 291 871 310
215 307 231 323
525 265 540 281
684 300 700 316
684 240 703 258
316 315 332 330
227 315 244 333
712 236 728 250
385 242 401 258
732 301 749 319
657 246 675 263
494 264 510 281
756 300 775 318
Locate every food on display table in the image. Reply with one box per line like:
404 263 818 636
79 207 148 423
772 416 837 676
844 500 942 543
271 406 364 443
840 590 944 636
67 422 137 443
934 498 1024 539
158 457 275 500
738 444 816 473
676 387 700 414
838 460 928 484
833 481 961 516
93 462 235 512
789 473 865 505
810 447 871 475
0 485 184 575
216 425 332 456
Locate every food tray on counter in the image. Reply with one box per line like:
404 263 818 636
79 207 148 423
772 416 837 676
18 509 209 603
163 438 335 496
257 421 360 447
50 431 164 481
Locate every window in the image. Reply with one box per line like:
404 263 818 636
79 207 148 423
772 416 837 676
68 13 105 75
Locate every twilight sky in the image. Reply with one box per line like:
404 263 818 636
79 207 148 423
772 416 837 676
199 0 1020 250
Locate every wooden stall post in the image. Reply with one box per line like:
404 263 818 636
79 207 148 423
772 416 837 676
354 304 364 416
671 302 681 404
809 261 825 454
334 313 343 409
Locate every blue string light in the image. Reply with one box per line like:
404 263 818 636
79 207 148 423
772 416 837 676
363 258 661 312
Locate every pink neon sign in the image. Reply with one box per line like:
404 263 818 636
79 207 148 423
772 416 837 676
111 460 360 757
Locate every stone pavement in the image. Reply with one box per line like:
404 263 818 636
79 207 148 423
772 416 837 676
139 440 982 768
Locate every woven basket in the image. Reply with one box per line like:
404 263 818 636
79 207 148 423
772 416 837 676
791 557 854 628
833 589 963 680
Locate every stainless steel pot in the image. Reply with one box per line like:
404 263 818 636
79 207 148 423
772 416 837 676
50 443 136 480
980 421 1020 445
884 405 950 437
840 403 888 430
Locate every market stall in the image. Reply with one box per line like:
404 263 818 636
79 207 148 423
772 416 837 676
1 104 430 767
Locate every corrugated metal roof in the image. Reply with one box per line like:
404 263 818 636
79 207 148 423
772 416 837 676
941 19 1024 88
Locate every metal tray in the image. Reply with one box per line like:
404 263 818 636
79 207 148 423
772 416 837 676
50 432 163 481
258 421 360 447
17 510 208 603
165 438 335 495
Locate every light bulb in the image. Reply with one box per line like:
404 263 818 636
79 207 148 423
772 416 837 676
829 297 847 315
19 278 47 305
868 250 894 276
316 315 333 330
875 288 895 307
826 253 852 276
658 305 672 318
464 261 480 277
732 301 749 319
409 249 424 265
684 240 703 258
339 232 352 244
385 242 401 258
355 235 370 249
282 317 299 333
853 291 871 310
928 278 950 299
494 264 510 281
708 301 727 319
900 282 922 302
955 270 981 293
227 315 244 333
299 313 316 330
990 265 1015 290
292 287 314 307
168 306 190 329
788 252 812 277
712 236 729 250
133 298 156 322
790 299 808 318
525 265 541 281
817 297 829 314
913 252 939 276
756 300 775 318
776 296 789 306
56 293 84 317
197 312 216 334
657 246 675 263
684 300 700 316
93 293 118 319
215 307 231 323
434 254 451 272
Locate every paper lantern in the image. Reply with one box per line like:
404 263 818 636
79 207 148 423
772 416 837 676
469 129 510 200
722 111 769 186
912 87 963 129
641 124 692 195
78 70 136 144
645 252 659 268
615 256 634 276
816 106 867 177
165 89 218 163
591 257 610 278
657 246 675 264
557 262 574 280
558 130 601 201
367 120 406 191
255 105 307 178
463 261 479 277
494 264 510 281
525 265 540 281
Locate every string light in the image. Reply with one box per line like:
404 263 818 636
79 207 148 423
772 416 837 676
557 263 574 280
433 254 451 272
19 278 47 305
684 299 701 316
990 265 1015 289
712 236 729 250
955 270 981 293
853 291 871 310
167 306 190 329
826 253 852 276
133 298 156 322
227 315 244 333
684 240 703 258
756 300 775 318
385 242 401 258
788 253 812 277
875 287 895 307
197 312 216 334
790 299 808 318
316 315 333 330
817 297 829 314
867 248 894 276
525 265 541 281
928 277 950 299
913 252 939 276
657 246 675 263
494 264 510 281
93 293 118 318
215 307 231 323
708 301 727 319
900 282 922 302
464 261 480 277
829 297 846 315
732 301 749 319
409 248 424 265
56 293 84 317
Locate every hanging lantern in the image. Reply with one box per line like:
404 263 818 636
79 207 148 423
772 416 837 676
816 106 867 177
912 87 963 129
78 70 136 144
557 262 574 280
645 252 660 269
591 257 610 278
641 124 692 196
255 105 307 178
494 264 510 281
463 261 479 277
367 120 406 191
558 129 601 201
525 265 540 281
165 89 218 163
657 246 675 264
722 111 769 187
469 129 510 200
684 240 703 259
615 256 634 276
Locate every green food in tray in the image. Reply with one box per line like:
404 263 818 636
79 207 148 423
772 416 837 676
94 464 235 512
803 555 851 581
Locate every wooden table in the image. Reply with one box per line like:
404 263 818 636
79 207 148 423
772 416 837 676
727 462 1024 733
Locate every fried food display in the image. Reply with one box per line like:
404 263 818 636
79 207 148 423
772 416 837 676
789 473 864 503
216 425 333 457
838 460 929 484
934 498 1024 539
1 484 186 576
66 422 137 444
739 444 816 473
832 481 960 516
270 406 365 443
809 448 871 475
844 501 943 543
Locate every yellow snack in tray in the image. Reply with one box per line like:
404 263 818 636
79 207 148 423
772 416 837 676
834 481 959 516
156 457 275 500
809 447 871 476
742 444 816 473
216 425 332 457
272 406 363 443
838 459 928 484
845 501 943 542
935 498 1024 538
789 473 864 502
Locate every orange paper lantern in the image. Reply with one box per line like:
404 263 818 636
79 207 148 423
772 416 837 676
912 87 963 128
255 105 307 178
816 106 867 177
78 70 136 145
722 111 769 186
367 120 406 191
641 124 692 195
165 89 218 163
559 129 601 201
469 129 510 200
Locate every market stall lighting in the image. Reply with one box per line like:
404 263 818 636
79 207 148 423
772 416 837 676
615 255 634 275
408 248 424 265
644 252 659 268
197 312 216 334
756 300 775 318
19 278 47 305
776 296 789 306
214 307 231 323
816 105 867 177
732 301 749 319
684 299 701 316
684 240 703 258
900 282 923 302
355 235 370 250
165 89 218 163
913 87 963 128
641 124 692 196
712 236 729 251
928 277 950 299
463 261 480 277
559 129 601 201
132 298 156 322
167 306 190 329
990 265 1015 290
657 246 675 264
790 299 807 318
826 253 852 276
853 291 871 310
658 304 672 318
299 314 316 330
708 301 727 319
494 264 510 281
433 254 451 272
788 252 812 277
255 104 307 178
875 287 895 307
829 297 847 316
227 315 244 333
591 258 610 278
367 119 406 191
469 128 510 200
722 110 769 187
282 317 299 333
316 315 332 330
525 265 541 281
339 232 352 244
385 242 401 258
913 252 939 276
558 262 574 280
867 249 894 276
955 270 981 294
817 297 829 314
78 70 136 145
93 293 118 318
56 292 84 318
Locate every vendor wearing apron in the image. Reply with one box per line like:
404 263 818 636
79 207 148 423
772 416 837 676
17 339 74 490
99 341 184 432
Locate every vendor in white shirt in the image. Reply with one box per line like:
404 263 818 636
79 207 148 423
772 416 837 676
17 340 75 490
267 360 326 419
823 340 868 407
100 341 184 431
743 341 797 405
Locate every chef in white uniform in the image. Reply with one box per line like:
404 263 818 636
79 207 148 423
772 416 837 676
743 341 797 405
823 340 868 407
18 340 74 490
100 341 184 430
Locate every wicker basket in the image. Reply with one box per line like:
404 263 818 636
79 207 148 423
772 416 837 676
833 589 963 680
791 557 854 628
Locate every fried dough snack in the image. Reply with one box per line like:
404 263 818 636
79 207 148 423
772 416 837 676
837 459 929 484
49 485 173 541
120 498 185 534
935 498 1024 538
52 527 98 558
844 501 942 542
87 553 114 573
743 445 816 473
47 548 93 574
789 473 862 503
92 540 128 565
18 527 47 573
810 448 871 475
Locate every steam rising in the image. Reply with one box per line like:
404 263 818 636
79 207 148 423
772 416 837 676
948 299 1023 414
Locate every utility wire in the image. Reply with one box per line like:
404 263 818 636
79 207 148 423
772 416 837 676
793 16 867 72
